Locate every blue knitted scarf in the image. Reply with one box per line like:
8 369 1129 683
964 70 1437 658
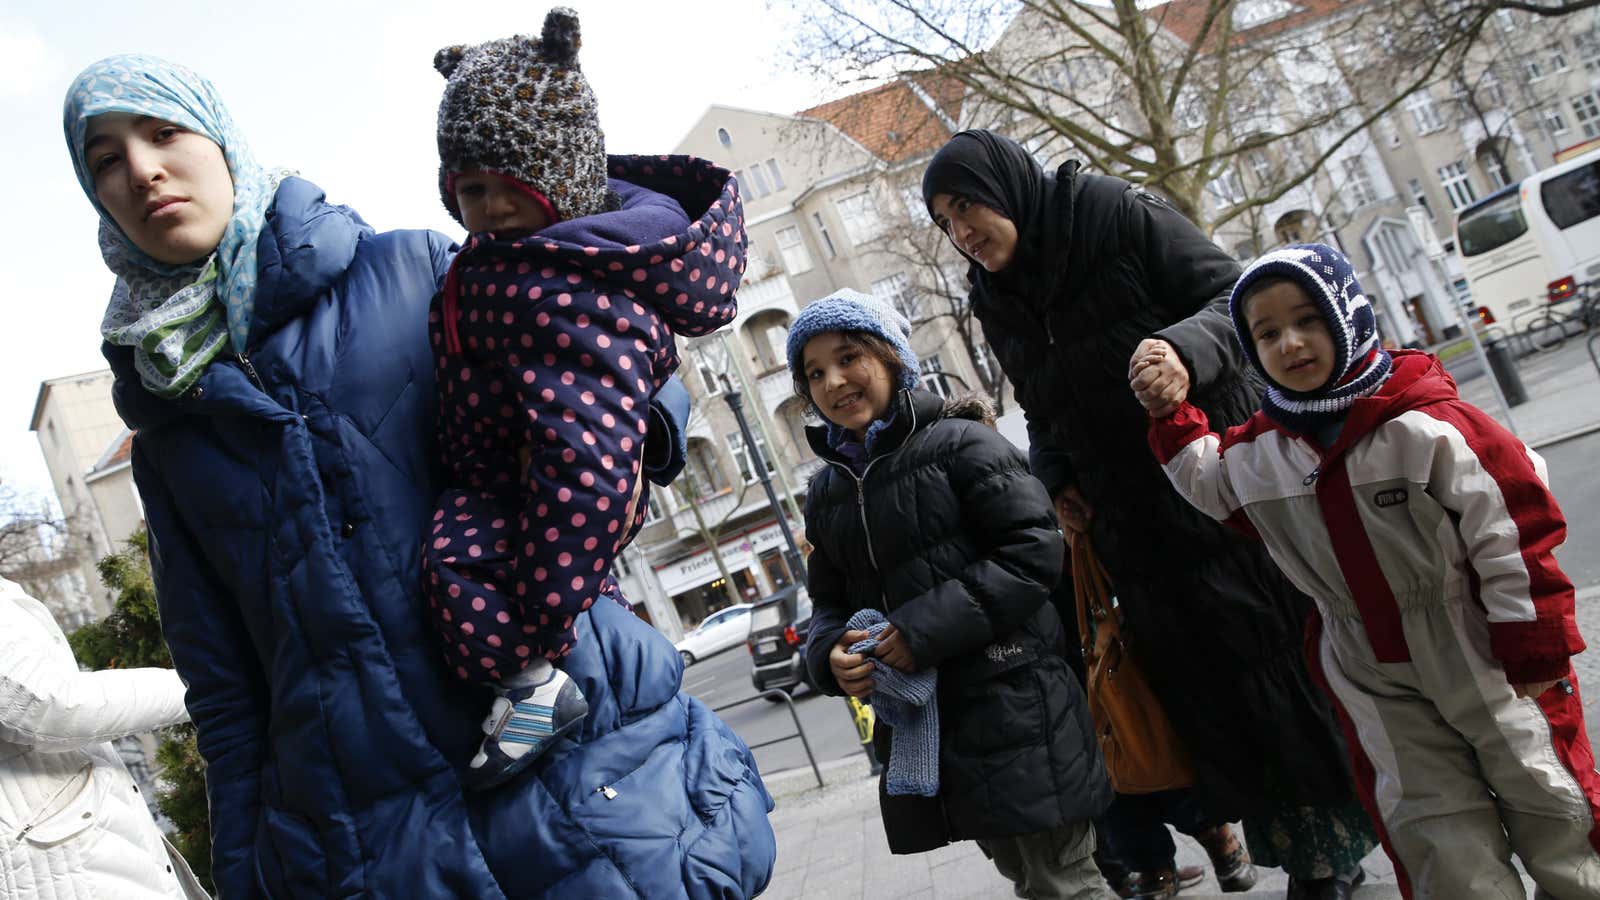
846 609 939 797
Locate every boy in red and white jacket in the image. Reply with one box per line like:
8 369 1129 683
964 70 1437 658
1141 243 1600 899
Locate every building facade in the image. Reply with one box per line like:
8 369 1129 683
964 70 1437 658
28 369 137 624
608 78 1012 638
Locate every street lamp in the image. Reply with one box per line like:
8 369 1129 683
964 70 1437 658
722 388 807 587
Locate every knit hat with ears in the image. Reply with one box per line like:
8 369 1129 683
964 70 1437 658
433 7 612 226
1229 242 1392 431
786 288 922 391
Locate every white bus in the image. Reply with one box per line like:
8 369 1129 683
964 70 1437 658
1454 147 1600 330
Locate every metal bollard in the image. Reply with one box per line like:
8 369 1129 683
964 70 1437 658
1483 337 1528 407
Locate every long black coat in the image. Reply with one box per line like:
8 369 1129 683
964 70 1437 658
969 162 1354 818
802 389 1112 853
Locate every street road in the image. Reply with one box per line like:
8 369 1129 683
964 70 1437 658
679 642 867 779
1545 429 1600 589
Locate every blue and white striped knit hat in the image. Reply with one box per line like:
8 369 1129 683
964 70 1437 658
1229 243 1391 431
786 288 920 391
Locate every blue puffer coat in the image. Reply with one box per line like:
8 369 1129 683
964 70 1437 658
107 177 775 898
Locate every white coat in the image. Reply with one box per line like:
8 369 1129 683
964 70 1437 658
0 577 207 899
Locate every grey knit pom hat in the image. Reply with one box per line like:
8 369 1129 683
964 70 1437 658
433 7 610 226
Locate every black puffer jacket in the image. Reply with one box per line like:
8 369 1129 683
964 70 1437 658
802 389 1111 854
963 157 1355 817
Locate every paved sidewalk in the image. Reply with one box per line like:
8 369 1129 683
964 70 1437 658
756 588 1600 899
1448 335 1600 449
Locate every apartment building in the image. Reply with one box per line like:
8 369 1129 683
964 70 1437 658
28 369 138 623
606 76 1006 638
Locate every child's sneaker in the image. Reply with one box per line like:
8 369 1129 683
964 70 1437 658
464 659 588 791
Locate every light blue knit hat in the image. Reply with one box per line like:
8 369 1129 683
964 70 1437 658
786 288 920 390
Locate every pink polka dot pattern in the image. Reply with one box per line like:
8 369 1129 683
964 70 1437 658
423 155 745 684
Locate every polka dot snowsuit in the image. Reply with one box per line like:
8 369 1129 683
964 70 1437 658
425 155 744 682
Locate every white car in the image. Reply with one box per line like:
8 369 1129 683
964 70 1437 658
675 603 753 665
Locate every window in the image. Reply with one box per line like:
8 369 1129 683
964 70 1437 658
1405 91 1444 134
1496 8 1515 32
1408 178 1434 221
1246 151 1272 186
920 355 955 399
1342 157 1378 207
1540 160 1600 230
1574 92 1600 139
1206 169 1246 207
1550 44 1570 73
873 273 919 323
1483 152 1510 190
684 441 725 498
1579 32 1600 73
1546 106 1571 135
727 431 776 484
747 165 772 197
1525 58 1545 83
716 127 732 148
1457 192 1529 257
774 226 812 274
1437 161 1478 211
835 191 884 244
811 213 837 258
765 159 786 191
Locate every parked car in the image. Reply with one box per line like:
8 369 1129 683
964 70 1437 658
675 602 753 665
747 585 813 698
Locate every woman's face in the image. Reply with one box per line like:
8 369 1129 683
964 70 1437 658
928 193 1018 273
84 112 234 265
801 331 896 438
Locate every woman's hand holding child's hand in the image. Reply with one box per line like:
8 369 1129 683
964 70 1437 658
1128 338 1190 417
831 629 876 698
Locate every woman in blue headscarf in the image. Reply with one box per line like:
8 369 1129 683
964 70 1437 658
64 55 775 899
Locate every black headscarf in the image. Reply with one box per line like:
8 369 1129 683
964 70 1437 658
920 130 1072 315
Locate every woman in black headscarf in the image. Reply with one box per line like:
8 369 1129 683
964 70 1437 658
922 130 1376 900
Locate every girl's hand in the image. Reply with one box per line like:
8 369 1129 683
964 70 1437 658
873 625 917 673
1514 679 1562 699
1128 338 1190 417
830 630 875 698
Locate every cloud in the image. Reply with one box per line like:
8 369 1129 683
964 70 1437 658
0 20 62 99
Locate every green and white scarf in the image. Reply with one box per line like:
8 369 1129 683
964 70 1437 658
66 55 287 398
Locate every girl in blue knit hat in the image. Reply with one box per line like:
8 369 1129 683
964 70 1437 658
1144 243 1600 899
790 288 1115 896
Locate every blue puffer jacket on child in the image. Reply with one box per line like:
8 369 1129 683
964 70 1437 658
108 175 774 898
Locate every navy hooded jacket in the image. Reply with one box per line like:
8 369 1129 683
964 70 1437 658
106 175 775 898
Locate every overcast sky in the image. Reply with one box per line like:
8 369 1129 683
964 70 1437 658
0 0 844 505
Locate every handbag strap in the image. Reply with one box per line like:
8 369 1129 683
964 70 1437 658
1068 530 1121 663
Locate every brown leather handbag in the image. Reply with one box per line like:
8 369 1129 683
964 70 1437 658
1070 530 1195 794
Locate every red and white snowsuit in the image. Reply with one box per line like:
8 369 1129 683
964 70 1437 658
1149 350 1600 899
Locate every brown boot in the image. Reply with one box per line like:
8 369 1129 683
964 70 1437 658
1194 824 1257 892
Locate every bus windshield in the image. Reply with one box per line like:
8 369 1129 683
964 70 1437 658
1541 160 1600 229
1458 192 1528 257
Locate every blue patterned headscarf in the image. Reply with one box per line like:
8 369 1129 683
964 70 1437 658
64 54 285 396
